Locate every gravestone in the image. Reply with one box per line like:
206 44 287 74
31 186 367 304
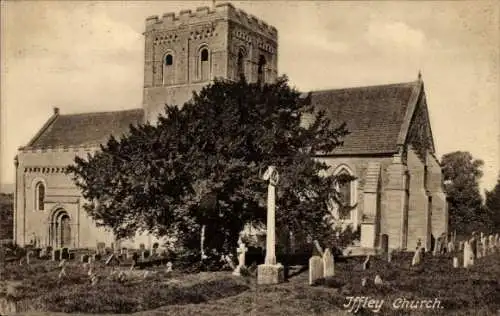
447 241 455 253
233 241 248 276
97 242 106 254
166 262 173 273
380 234 389 260
361 277 367 287
463 241 474 268
61 248 69 260
105 254 120 266
26 251 32 265
322 248 334 277
387 250 392 263
411 248 422 266
458 241 464 251
39 248 48 259
362 255 371 270
374 275 383 285
482 237 489 257
452 257 459 268
81 254 89 263
488 235 495 251
308 256 323 285
58 266 67 279
52 249 60 261
470 237 477 259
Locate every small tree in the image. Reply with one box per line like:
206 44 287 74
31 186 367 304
68 76 351 259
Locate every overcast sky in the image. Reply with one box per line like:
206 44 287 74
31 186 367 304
1 1 499 192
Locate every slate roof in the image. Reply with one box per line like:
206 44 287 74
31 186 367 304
25 109 144 149
302 80 422 155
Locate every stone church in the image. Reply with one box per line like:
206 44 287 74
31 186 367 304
13 3 447 251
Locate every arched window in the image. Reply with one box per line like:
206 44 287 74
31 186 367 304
163 52 175 85
35 182 45 211
237 48 246 79
333 166 356 220
257 55 266 83
199 47 210 81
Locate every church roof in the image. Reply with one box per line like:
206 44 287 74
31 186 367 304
302 80 424 155
24 108 144 149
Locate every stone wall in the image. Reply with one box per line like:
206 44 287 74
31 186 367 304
406 147 430 250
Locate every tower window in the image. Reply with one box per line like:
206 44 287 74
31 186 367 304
198 47 210 81
35 182 45 211
165 54 173 66
258 55 266 83
237 48 246 79
163 52 175 85
201 48 209 62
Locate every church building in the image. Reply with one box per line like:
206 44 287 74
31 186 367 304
13 3 447 251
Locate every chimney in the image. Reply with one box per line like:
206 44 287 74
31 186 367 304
53 107 60 115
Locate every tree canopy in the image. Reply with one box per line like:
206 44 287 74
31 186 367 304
484 175 500 231
441 151 486 234
68 77 351 255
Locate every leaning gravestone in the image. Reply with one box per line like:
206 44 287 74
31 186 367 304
323 248 334 277
309 256 323 285
362 255 371 270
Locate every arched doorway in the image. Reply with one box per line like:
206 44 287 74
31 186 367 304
49 209 72 248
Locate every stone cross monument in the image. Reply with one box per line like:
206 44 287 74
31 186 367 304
257 166 285 284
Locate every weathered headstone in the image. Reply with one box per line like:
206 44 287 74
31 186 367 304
105 254 120 266
412 248 422 266
447 241 455 253
60 247 69 260
470 237 477 259
232 241 248 276
26 251 32 265
387 250 393 263
52 249 60 261
482 237 489 257
411 248 422 266
362 255 371 270
361 277 367 287
458 241 464 251
374 274 383 285
322 248 335 277
81 254 89 263
452 257 459 268
308 256 323 285
463 241 474 268
489 235 495 251
166 261 173 273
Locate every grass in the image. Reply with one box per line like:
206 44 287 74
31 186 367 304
1 250 500 315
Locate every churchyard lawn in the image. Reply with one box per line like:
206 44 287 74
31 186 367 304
1 250 500 315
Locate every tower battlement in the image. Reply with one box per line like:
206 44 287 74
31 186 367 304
145 3 277 40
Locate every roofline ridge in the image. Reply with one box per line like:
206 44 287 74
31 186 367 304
304 80 420 95
56 108 144 117
24 111 60 148
396 80 424 146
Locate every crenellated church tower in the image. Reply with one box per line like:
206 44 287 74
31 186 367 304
142 3 279 123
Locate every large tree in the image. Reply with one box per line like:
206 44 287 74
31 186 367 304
484 175 500 231
68 77 351 257
441 151 486 234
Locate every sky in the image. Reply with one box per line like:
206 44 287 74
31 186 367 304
1 0 499 193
